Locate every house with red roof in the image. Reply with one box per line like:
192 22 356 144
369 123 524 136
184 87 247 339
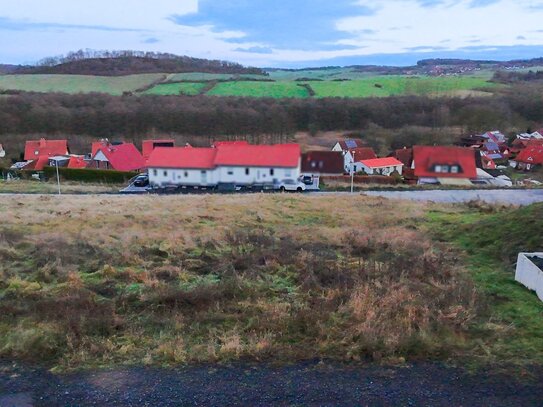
24 138 69 161
301 151 344 175
332 139 365 153
514 142 543 171
90 140 145 172
358 157 404 176
413 146 477 185
142 139 175 162
344 147 377 173
146 143 301 188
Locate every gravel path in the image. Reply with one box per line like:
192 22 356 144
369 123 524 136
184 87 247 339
1 361 542 406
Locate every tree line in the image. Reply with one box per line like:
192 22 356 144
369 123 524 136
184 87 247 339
11 50 266 76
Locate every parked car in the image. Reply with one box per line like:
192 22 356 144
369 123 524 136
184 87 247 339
276 179 306 192
120 174 150 194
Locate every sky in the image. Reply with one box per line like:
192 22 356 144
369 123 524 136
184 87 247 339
2 0 543 67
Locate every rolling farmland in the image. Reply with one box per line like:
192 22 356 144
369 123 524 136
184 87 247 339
143 82 207 96
0 69 500 98
0 73 165 95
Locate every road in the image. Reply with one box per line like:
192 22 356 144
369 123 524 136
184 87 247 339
1 361 542 406
362 189 543 206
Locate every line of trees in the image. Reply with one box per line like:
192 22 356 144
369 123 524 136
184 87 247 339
12 50 267 76
1 85 542 138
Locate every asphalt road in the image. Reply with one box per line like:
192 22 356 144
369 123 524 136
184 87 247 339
1 361 542 406
363 189 543 206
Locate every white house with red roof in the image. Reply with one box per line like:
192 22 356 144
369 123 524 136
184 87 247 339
91 140 145 172
413 146 477 185
146 143 301 188
358 157 404 176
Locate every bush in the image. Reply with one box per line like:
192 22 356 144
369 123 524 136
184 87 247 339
43 167 138 183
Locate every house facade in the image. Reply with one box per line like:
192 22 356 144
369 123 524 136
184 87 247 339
413 146 477 185
91 141 145 172
344 148 377 173
358 157 404 176
147 143 301 188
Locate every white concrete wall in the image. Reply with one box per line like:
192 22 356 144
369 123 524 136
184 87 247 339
148 165 300 187
516 253 543 302
149 168 217 187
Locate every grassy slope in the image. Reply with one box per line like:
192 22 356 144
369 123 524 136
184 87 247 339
0 194 483 370
207 81 310 98
0 74 165 95
167 73 267 81
427 203 543 366
143 82 207 96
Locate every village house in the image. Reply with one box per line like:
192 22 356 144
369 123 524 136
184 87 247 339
332 139 365 153
511 141 543 171
413 146 477 185
147 143 301 188
90 140 145 172
357 157 404 176
142 139 175 162
301 151 344 176
24 138 69 161
344 147 377 173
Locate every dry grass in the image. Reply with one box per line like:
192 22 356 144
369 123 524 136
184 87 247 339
0 180 121 194
0 194 479 369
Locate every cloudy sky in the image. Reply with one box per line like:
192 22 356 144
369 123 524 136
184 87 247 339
2 0 543 67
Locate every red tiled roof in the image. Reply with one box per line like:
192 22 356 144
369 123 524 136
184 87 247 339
146 147 217 169
67 156 88 169
516 144 543 165
360 157 404 168
24 138 68 161
348 147 377 161
33 156 50 171
142 140 175 161
212 141 250 148
93 143 145 172
214 144 300 168
301 151 344 174
413 146 477 178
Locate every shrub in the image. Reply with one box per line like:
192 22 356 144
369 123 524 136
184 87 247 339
42 167 138 184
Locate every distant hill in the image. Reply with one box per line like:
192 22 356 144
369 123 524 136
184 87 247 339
10 50 267 76
0 64 21 74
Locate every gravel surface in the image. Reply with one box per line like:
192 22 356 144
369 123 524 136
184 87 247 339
1 361 542 406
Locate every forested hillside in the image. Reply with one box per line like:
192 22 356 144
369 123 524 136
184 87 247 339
11 50 266 76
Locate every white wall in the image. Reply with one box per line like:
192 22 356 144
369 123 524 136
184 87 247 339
149 168 217 187
148 165 300 187
516 253 543 302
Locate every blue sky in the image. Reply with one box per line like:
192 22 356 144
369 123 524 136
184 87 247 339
2 0 543 67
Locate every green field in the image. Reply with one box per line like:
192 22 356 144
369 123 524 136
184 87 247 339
207 81 310 98
309 75 498 98
0 73 165 95
0 69 501 98
143 82 207 96
166 72 268 82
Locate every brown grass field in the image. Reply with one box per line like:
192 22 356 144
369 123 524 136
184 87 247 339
0 194 541 371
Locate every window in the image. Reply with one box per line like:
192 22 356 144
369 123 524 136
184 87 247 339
227 168 234 176
245 168 250 175
319 161 324 169
451 166 459 174
153 169 158 176
34 150 39 156
311 162 316 168
184 171 189 177
270 169 275 176
163 170 168 177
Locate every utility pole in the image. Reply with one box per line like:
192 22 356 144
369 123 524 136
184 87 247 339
54 159 61 195
350 151 356 194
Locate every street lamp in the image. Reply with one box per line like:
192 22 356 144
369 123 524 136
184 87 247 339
50 157 62 195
